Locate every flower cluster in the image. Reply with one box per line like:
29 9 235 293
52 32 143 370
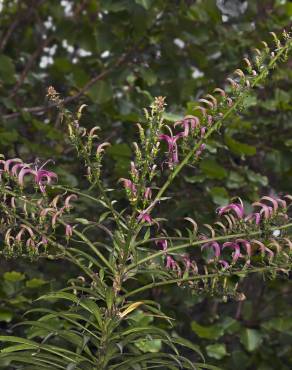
0 156 78 257
153 194 291 292
217 195 291 228
0 157 57 193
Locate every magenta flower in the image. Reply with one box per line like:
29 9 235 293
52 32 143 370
222 242 241 263
18 166 35 187
236 239 252 258
158 132 184 166
218 202 244 219
144 187 152 200
35 169 58 193
201 241 221 259
155 239 168 252
137 211 153 224
119 178 137 194
245 212 261 225
175 115 200 137
195 143 206 158
252 202 273 219
64 194 78 210
65 224 73 239
218 260 229 269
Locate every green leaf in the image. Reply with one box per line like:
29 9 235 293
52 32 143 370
200 159 227 179
191 321 224 340
262 317 292 332
0 55 16 84
107 143 132 158
225 135 256 156
162 112 182 122
240 328 263 352
135 338 162 353
206 344 227 360
135 0 152 9
3 271 25 282
0 309 13 323
209 187 229 206
26 278 47 289
87 80 112 103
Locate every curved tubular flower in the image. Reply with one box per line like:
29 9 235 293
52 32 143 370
251 240 270 257
155 239 168 252
174 115 200 137
143 187 152 200
201 241 221 259
35 169 58 193
236 239 252 258
252 202 273 219
245 212 261 225
11 163 26 176
158 132 184 166
18 167 35 187
218 203 244 219
261 196 279 212
137 211 153 224
222 242 241 263
218 259 229 269
65 224 73 239
4 158 23 173
119 178 137 194
64 194 78 209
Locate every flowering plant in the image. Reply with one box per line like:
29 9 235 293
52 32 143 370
0 30 291 369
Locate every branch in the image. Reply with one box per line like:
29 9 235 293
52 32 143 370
145 37 292 216
2 50 132 120
126 222 292 272
9 36 53 97
124 265 291 298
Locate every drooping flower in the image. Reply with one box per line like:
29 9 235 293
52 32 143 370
155 239 168 252
35 169 58 193
144 187 152 200
64 194 78 210
158 132 184 166
201 241 221 259
119 178 137 195
236 239 252 258
65 224 73 239
218 202 244 219
137 211 153 224
174 115 200 137
218 260 229 269
245 212 261 225
222 242 241 263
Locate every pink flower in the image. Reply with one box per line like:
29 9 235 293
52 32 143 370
64 194 78 210
35 169 58 193
201 241 221 259
158 133 184 166
144 187 152 200
155 239 168 252
137 211 153 224
236 239 252 258
65 224 73 239
218 203 244 219
120 178 137 194
175 115 200 137
222 242 241 263
218 260 229 269
245 212 261 225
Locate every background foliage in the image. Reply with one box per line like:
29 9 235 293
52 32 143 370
0 0 291 368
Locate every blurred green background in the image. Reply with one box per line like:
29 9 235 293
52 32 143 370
0 0 291 368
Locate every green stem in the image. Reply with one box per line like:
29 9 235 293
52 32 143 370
126 222 292 272
147 39 292 213
124 264 291 298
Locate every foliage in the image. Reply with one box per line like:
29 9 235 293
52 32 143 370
0 1 292 369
